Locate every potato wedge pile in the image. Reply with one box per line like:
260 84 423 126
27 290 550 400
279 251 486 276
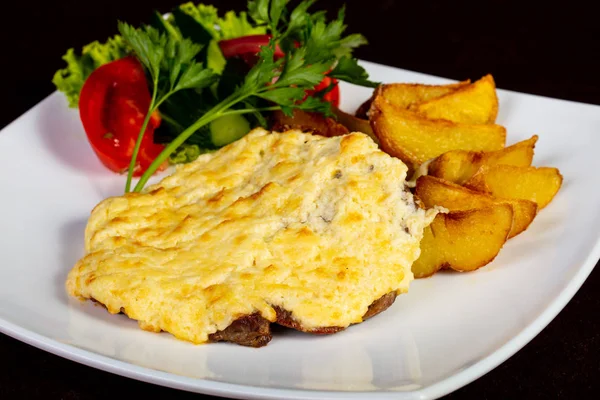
352 75 563 278
367 75 506 172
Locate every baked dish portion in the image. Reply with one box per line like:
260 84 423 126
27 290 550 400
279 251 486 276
66 129 436 346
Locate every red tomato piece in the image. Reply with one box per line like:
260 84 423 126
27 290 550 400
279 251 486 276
218 34 285 62
78 56 165 175
218 34 340 107
305 76 341 108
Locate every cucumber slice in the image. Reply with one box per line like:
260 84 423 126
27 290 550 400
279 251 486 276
150 11 180 39
210 114 251 147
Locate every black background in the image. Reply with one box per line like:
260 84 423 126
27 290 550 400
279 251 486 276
1 0 599 399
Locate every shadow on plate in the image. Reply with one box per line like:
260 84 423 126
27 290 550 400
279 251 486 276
55 218 88 305
496 94 515 125
37 95 106 174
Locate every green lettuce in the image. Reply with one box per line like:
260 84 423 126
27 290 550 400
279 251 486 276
53 3 268 107
177 3 265 40
52 35 128 108
178 3 221 38
176 3 266 73
219 10 266 40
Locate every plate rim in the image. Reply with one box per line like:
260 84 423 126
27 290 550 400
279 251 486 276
1 60 598 400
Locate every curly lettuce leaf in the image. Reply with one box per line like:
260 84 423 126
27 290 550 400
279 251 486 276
53 3 268 107
52 35 128 108
178 3 221 38
176 3 266 74
178 3 266 40
219 11 266 39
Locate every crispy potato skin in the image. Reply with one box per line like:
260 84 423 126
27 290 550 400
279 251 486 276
411 223 443 278
355 80 470 119
369 93 506 171
411 75 499 124
502 198 538 238
359 75 561 278
412 205 513 277
440 205 513 272
379 80 471 110
464 165 563 209
415 175 537 239
428 135 538 185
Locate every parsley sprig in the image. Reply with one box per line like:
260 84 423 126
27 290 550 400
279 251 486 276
119 22 218 192
122 0 379 193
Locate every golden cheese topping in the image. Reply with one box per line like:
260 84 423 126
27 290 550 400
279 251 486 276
66 129 436 344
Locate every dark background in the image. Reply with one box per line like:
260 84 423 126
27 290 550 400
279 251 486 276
1 0 598 399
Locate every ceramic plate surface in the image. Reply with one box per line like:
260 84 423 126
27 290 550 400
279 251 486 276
0 61 598 400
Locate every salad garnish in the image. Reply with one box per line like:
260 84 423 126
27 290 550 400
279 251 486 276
53 0 378 193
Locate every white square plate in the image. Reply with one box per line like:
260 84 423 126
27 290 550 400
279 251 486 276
0 61 598 400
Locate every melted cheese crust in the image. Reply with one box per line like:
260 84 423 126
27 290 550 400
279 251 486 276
66 129 436 344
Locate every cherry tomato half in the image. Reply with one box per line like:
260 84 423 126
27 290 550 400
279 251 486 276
218 34 285 64
218 34 340 108
78 56 165 175
305 76 340 108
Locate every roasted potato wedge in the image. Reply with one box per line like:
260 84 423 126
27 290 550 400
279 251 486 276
411 75 499 124
428 135 538 185
412 204 513 277
505 199 539 237
416 175 537 238
370 94 506 170
331 107 378 144
464 165 563 209
411 221 444 278
378 80 471 110
355 80 471 119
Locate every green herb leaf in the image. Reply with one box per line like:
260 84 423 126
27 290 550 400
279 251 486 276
310 10 326 24
257 87 306 104
248 0 270 25
335 33 368 58
131 0 376 192
330 56 379 88
119 21 219 192
174 3 267 74
118 22 165 80
286 0 317 36
166 38 202 89
295 95 333 116
303 10 346 65
269 0 288 35
241 39 283 93
276 51 331 87
175 64 219 91
242 99 269 128
249 0 290 35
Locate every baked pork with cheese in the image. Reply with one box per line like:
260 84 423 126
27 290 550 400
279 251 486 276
66 129 436 346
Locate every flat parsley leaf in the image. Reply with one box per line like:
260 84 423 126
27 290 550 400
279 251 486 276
118 22 165 80
248 0 271 26
330 56 379 88
118 21 219 192
175 64 219 91
276 48 331 87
